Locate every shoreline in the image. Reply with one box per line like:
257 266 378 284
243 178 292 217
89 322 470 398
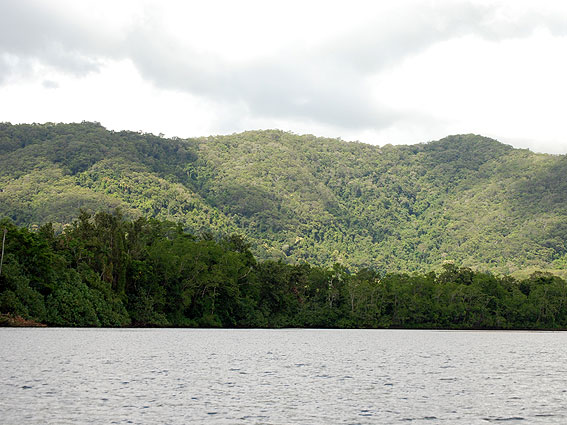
1 320 564 332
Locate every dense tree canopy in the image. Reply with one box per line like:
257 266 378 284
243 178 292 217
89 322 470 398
1 212 567 329
1 122 566 278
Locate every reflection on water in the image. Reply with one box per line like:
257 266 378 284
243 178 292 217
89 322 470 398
1 329 566 424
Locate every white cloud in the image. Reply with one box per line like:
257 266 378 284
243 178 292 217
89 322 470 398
368 28 567 153
0 59 218 137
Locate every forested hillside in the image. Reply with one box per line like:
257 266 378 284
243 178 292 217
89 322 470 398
1 122 566 277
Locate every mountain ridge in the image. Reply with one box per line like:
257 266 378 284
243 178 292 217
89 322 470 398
1 122 566 277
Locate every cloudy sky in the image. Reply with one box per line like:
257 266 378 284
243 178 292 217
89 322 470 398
1 0 566 154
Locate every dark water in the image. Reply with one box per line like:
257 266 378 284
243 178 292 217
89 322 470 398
1 329 566 424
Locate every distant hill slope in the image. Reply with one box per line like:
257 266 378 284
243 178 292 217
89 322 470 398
1 122 566 276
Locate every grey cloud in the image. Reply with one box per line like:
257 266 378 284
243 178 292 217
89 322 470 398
228 62 394 129
312 2 567 75
317 2 491 73
0 0 110 78
1 0 565 132
42 80 59 89
0 56 9 84
0 54 35 84
124 31 392 129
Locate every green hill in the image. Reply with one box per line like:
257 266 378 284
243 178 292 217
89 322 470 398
1 122 566 276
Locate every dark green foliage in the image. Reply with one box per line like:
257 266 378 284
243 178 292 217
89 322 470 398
1 213 567 329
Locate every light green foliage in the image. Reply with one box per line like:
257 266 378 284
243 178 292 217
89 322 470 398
1 123 567 277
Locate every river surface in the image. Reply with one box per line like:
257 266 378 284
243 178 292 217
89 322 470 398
1 329 566 424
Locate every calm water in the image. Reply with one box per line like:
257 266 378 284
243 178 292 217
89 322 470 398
1 329 566 424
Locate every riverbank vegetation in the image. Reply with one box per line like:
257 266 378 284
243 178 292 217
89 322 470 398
1 211 566 329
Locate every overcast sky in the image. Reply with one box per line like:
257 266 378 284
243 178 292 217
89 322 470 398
1 0 566 154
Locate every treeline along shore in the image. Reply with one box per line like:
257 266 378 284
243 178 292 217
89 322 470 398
1 211 566 329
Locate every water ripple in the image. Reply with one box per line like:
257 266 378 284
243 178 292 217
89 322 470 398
1 329 566 424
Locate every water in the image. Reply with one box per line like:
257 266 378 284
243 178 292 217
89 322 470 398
0 329 566 424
